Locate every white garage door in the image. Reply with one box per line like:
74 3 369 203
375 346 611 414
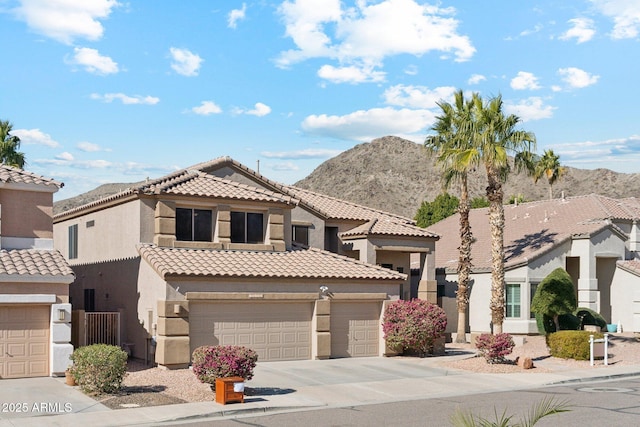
190 302 312 362
331 302 381 358
0 305 50 378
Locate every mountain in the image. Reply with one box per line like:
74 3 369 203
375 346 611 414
54 135 640 219
293 136 640 219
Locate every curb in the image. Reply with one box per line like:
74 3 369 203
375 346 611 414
547 371 640 385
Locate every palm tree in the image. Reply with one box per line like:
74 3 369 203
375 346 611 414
534 149 564 200
471 94 536 334
0 120 26 168
425 89 476 343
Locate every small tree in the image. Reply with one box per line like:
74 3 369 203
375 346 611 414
531 268 577 332
382 299 447 356
414 193 459 228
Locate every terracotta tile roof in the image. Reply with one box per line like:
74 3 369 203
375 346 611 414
283 186 438 239
0 165 62 188
618 259 640 276
0 249 74 277
428 194 637 272
137 243 406 281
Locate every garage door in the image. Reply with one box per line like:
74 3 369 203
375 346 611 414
0 305 50 378
190 302 312 362
331 302 381 358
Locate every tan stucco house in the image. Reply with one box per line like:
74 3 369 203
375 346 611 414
53 157 438 368
428 193 640 337
0 166 74 379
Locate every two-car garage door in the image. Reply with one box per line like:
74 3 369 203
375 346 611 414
0 305 50 379
189 302 313 362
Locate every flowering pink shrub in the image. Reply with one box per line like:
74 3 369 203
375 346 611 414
382 299 447 356
192 345 258 389
475 333 515 364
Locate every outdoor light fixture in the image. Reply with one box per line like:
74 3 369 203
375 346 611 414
173 304 181 314
57 309 66 321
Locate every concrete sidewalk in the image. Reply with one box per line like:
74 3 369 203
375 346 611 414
2 354 639 427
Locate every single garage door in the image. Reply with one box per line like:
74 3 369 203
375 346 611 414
0 305 50 378
189 302 312 362
331 301 381 358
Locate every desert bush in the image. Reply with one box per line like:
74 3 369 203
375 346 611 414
192 345 258 390
69 344 128 394
382 299 447 356
575 307 607 330
474 333 516 364
547 330 604 360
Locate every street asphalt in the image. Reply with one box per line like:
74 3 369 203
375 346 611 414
1 348 639 426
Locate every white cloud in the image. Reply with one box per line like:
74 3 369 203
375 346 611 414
558 67 600 88
56 152 74 161
90 93 160 105
77 141 105 152
192 101 222 115
519 24 544 37
559 18 596 43
246 102 272 117
591 0 640 39
69 47 119 75
233 102 272 117
11 128 59 147
383 85 456 109
169 47 203 77
510 71 541 90
504 97 555 122
317 64 385 84
15 0 120 44
276 0 474 83
271 162 300 171
468 74 486 85
261 148 343 159
552 134 640 170
301 107 435 141
228 3 247 28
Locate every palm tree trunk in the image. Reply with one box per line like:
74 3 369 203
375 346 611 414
548 183 553 200
487 170 505 334
456 176 472 343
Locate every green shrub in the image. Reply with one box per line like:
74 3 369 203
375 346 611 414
531 268 577 334
475 333 515 364
192 345 258 390
575 307 607 330
382 299 447 356
547 330 604 360
69 344 128 394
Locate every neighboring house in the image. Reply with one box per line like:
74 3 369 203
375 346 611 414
53 157 438 368
428 193 640 336
0 166 74 379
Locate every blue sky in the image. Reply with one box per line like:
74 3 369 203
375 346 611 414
1 0 639 201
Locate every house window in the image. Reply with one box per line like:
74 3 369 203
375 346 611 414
530 283 538 319
325 226 339 253
506 283 521 318
68 224 78 259
231 212 264 243
176 208 213 242
292 225 309 246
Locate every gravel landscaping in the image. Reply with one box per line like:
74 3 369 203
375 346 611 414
91 333 640 410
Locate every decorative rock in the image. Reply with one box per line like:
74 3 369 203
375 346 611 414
517 356 534 369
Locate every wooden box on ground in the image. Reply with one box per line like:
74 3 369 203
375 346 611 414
215 377 245 405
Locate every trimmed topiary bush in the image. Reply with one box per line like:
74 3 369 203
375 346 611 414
382 299 447 356
575 307 607 330
475 333 516 364
192 345 258 390
531 268 577 333
69 344 128 394
547 330 604 360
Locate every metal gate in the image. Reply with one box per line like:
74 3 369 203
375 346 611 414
84 312 120 346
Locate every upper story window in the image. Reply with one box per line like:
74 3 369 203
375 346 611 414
68 224 78 259
292 225 309 246
231 212 264 244
176 208 213 242
325 226 339 253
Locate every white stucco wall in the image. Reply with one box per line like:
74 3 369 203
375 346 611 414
610 267 638 332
